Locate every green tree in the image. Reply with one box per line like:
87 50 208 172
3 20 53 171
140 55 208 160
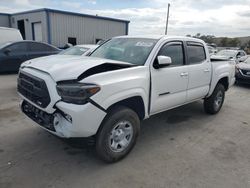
220 37 229 47
200 35 216 44
247 40 250 47
228 38 240 47
194 33 201 38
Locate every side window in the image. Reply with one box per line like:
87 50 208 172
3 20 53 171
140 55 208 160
187 44 206 64
240 51 245 56
8 43 28 52
158 43 184 66
29 42 54 52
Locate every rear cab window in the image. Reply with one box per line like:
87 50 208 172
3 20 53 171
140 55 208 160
187 42 206 64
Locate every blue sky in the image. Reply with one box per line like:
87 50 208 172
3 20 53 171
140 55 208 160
1 0 250 37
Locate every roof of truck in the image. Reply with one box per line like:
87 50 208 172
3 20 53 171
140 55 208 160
115 35 205 43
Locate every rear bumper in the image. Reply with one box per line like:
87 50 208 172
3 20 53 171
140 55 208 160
21 100 106 138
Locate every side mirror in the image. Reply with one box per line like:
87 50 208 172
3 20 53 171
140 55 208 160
157 56 172 66
4 48 11 55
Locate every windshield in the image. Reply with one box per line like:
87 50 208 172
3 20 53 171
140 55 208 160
60 46 89 55
90 38 157 65
217 50 237 58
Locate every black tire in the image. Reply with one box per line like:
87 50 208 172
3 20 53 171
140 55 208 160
204 83 225 114
96 106 140 163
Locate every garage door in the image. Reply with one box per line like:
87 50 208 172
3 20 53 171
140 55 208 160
32 22 42 42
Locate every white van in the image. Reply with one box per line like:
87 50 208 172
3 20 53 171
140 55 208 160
0 27 23 44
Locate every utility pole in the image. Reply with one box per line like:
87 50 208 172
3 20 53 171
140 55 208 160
165 3 170 35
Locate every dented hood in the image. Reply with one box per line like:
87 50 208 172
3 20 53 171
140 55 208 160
21 55 132 82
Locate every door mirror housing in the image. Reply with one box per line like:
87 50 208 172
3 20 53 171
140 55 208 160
155 56 172 69
3 48 11 55
158 56 172 65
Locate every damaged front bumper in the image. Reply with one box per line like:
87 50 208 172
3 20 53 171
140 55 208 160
21 100 106 138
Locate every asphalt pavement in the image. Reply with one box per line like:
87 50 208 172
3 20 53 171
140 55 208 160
0 74 249 188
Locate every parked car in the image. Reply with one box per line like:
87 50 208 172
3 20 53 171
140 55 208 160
212 49 246 62
0 40 60 73
18 36 235 162
235 55 250 84
60 44 99 56
0 27 23 44
207 46 217 55
18 45 99 71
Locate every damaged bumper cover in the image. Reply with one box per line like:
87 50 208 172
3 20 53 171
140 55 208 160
21 100 106 138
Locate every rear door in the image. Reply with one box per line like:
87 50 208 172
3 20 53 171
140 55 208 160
27 42 58 59
150 41 189 114
3 42 28 72
186 42 211 101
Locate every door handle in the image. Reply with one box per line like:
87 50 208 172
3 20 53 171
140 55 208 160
204 69 210 72
180 72 188 77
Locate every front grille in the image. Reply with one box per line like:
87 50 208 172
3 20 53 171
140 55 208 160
21 100 55 131
240 69 250 76
18 72 51 108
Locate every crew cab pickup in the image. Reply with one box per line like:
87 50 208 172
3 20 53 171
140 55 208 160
18 36 235 162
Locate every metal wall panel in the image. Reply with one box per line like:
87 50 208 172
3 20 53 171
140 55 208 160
0 14 10 27
10 11 48 43
49 12 127 47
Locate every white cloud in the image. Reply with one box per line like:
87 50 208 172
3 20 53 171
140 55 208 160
61 1 83 9
79 3 250 37
0 0 250 37
16 0 31 6
88 0 96 5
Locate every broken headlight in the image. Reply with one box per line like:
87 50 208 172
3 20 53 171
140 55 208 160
56 82 100 105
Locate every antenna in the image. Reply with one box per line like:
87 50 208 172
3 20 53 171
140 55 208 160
165 3 170 35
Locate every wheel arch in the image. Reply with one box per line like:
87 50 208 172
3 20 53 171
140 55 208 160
106 96 146 120
217 77 229 91
208 75 229 97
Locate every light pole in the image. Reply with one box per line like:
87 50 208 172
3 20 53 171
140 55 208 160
165 3 170 35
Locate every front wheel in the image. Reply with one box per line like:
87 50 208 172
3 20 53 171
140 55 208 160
204 83 225 114
96 106 140 163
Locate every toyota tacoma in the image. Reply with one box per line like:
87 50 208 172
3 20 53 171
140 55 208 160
18 36 235 162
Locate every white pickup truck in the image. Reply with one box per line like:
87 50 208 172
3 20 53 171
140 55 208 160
18 36 235 162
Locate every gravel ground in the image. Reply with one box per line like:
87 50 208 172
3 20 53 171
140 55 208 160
0 74 249 188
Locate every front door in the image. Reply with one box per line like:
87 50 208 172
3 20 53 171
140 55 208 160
150 41 188 115
4 42 28 72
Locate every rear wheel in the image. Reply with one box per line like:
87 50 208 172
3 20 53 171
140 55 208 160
96 106 140 163
204 83 225 114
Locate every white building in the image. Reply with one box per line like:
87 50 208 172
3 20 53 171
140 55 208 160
0 8 130 47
